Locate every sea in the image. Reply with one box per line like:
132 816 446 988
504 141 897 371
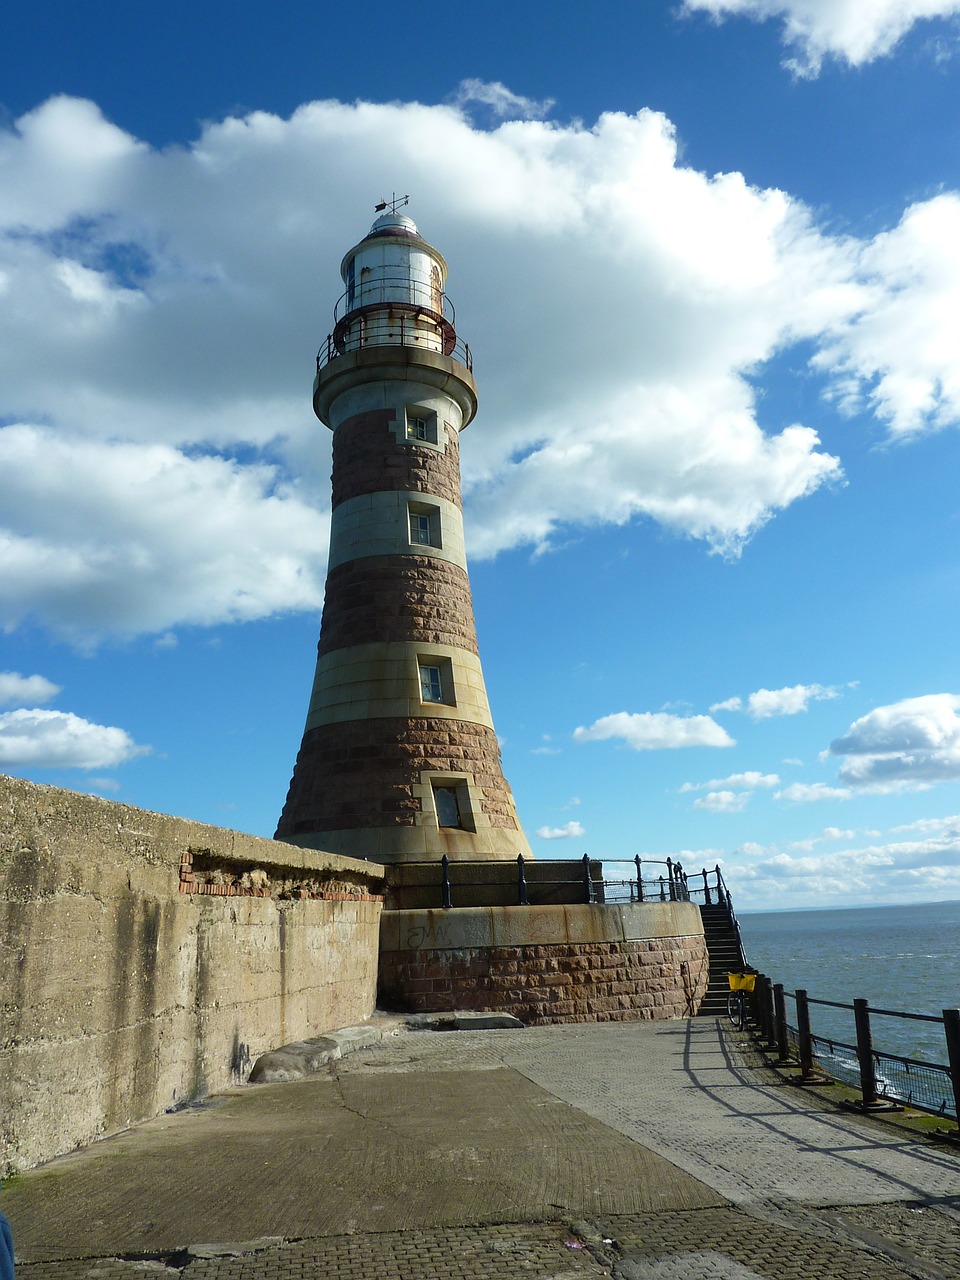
737 900 960 1066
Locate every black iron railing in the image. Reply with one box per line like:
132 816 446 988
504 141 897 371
315 278 473 372
399 855 733 912
316 319 473 373
389 854 599 911
334 278 457 328
739 975 960 1131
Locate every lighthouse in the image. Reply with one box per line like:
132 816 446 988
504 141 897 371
276 206 532 865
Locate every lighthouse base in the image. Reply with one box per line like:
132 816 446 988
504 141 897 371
378 903 709 1025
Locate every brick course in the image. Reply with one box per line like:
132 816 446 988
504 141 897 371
332 410 462 509
378 936 709 1024
317 556 478 657
276 716 520 837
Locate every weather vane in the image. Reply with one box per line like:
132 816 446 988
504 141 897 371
374 193 410 215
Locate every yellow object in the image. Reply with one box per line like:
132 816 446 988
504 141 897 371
727 972 756 992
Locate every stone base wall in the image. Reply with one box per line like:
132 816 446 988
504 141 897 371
0 775 385 1173
378 904 709 1025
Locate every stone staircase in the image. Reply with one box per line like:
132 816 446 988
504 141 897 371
697 902 746 1016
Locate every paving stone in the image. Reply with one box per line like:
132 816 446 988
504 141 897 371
10 1020 960 1280
604 1207 938 1280
616 1253 764 1279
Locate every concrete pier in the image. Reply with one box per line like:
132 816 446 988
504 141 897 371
5 1018 960 1277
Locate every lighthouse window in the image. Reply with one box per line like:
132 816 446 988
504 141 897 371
405 407 438 444
434 785 462 828
418 656 454 706
408 502 440 548
420 664 444 702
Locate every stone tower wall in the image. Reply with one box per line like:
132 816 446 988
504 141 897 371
276 293 532 863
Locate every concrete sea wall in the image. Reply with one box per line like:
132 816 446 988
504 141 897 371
378 902 709 1024
0 775 385 1173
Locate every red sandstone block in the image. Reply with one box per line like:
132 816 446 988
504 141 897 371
403 979 435 995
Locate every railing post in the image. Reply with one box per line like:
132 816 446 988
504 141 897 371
659 876 666 902
715 864 726 908
773 983 790 1062
441 854 452 909
759 975 775 1047
854 998 880 1108
666 857 675 901
634 855 644 902
796 988 816 1081
942 1008 960 1133
582 853 592 904
702 868 711 906
517 853 529 906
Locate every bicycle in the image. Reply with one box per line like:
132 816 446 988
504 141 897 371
727 971 756 1030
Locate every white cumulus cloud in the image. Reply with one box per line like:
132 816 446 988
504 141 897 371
573 711 734 751
0 709 149 769
680 770 780 792
682 0 960 75
732 821 960 906
535 820 586 840
0 92 958 639
693 789 751 812
729 683 842 718
0 426 329 640
830 693 960 790
775 781 853 802
813 196 960 439
0 672 62 707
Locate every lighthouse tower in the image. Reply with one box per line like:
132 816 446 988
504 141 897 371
276 207 532 865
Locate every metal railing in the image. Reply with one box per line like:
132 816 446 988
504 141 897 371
600 857 734 905
334 278 458 328
315 277 473 373
316 317 473 373
415 855 741 910
431 853 595 908
741 975 960 1131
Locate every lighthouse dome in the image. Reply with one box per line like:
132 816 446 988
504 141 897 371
368 211 419 237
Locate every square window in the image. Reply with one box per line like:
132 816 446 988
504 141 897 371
418 655 454 706
420 664 444 702
434 785 462 828
408 502 440 548
405 407 438 444
411 511 432 545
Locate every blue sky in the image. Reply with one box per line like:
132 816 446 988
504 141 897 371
3 0 960 909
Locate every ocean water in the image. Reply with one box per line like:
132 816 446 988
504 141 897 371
737 901 960 1066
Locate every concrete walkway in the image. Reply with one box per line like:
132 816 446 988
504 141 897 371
4 1019 960 1278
